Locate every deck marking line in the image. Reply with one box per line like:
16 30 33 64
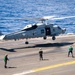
33 61 75 72
13 70 33 75
13 61 75 75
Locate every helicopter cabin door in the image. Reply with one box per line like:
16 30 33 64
45 27 51 35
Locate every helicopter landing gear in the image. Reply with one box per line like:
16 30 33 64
52 36 56 40
43 36 47 40
25 41 29 44
25 39 29 44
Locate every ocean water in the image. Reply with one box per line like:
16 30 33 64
0 0 75 34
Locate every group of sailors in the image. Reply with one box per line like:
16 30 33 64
4 45 74 68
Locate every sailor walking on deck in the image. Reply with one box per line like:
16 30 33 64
4 54 9 68
68 46 74 58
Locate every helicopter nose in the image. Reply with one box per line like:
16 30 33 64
62 28 66 33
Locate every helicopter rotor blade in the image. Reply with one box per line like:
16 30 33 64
33 15 75 21
0 18 31 21
0 15 75 21
49 16 75 20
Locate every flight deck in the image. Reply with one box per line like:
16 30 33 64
0 34 75 75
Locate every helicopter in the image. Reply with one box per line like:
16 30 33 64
1 15 75 44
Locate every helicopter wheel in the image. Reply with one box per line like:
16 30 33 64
52 36 56 40
25 41 29 44
43 36 47 40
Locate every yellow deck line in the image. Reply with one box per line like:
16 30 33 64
33 61 75 72
13 61 75 75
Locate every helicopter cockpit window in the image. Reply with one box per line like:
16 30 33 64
58 26 61 29
22 24 38 31
54 25 61 29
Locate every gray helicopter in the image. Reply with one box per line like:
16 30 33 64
2 15 74 44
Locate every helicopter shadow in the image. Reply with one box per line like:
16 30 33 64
0 48 16 52
14 42 74 49
24 42 74 48
0 42 74 52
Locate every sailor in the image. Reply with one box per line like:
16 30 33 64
39 48 43 60
68 46 74 58
4 54 9 68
